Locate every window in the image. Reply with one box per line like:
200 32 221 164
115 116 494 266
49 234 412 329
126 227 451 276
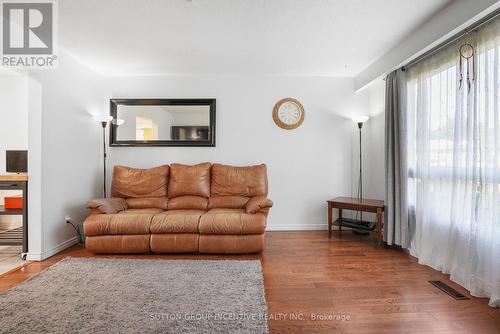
406 18 500 307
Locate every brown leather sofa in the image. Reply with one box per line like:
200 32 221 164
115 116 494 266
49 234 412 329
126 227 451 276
83 163 273 254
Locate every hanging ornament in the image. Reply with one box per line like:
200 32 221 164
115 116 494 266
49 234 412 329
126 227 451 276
458 31 475 94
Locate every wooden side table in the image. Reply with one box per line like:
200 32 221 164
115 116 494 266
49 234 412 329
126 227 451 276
327 197 385 246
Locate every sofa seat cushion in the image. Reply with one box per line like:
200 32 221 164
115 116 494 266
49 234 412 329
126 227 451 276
84 214 154 236
199 209 266 235
118 208 165 214
85 235 150 254
208 195 249 209
150 234 199 253
150 210 205 234
125 197 168 210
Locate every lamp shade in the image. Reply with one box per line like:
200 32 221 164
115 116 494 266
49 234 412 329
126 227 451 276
96 115 113 123
112 118 125 126
351 115 369 123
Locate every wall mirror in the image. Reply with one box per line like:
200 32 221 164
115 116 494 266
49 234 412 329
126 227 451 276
110 99 216 147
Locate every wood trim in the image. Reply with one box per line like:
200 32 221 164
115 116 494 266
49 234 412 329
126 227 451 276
327 197 384 211
0 174 28 181
330 202 380 213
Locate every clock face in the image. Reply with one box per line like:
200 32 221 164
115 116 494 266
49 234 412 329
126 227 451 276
273 98 305 130
278 102 302 125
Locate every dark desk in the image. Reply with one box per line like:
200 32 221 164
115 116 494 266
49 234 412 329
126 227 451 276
327 197 384 246
0 175 28 259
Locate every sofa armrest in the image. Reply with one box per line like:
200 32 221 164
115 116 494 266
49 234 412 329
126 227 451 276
86 197 128 214
246 196 273 214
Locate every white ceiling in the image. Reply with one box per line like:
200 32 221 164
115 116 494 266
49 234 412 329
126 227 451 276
60 0 452 76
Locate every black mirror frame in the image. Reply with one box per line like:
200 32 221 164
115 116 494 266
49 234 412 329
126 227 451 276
109 98 216 147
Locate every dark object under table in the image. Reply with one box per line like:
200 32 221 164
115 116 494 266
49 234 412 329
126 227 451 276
327 197 384 246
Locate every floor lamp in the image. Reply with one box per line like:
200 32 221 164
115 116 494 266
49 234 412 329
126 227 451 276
99 116 113 198
351 116 369 234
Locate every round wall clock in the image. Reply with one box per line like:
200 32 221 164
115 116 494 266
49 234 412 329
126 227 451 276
272 98 305 130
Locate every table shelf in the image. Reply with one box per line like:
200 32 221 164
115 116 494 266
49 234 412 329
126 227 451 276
334 218 376 231
0 227 23 246
0 205 23 216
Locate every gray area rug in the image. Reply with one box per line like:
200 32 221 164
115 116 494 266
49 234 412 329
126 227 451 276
0 257 269 334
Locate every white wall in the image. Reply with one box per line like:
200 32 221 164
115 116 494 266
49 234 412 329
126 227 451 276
26 54 106 260
347 80 386 222
364 80 386 201
103 75 372 230
364 113 385 201
27 77 43 258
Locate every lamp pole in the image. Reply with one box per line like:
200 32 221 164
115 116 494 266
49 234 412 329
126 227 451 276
358 122 363 201
101 121 108 198
358 121 363 222
351 116 369 234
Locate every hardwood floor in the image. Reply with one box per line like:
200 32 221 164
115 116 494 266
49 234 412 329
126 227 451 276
1 231 499 333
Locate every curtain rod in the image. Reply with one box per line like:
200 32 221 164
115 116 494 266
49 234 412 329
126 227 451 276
401 7 500 71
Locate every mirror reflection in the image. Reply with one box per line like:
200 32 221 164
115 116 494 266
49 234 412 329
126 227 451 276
116 105 210 141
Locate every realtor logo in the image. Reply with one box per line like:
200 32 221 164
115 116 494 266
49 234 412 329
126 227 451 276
1 0 58 68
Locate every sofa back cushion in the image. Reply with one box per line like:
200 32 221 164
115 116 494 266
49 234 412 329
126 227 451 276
111 165 169 199
211 164 268 197
168 163 211 198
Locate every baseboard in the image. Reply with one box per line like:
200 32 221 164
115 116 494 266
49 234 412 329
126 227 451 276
266 224 328 231
26 236 79 261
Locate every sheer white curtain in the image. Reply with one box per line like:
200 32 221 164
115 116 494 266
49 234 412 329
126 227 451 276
406 18 500 307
